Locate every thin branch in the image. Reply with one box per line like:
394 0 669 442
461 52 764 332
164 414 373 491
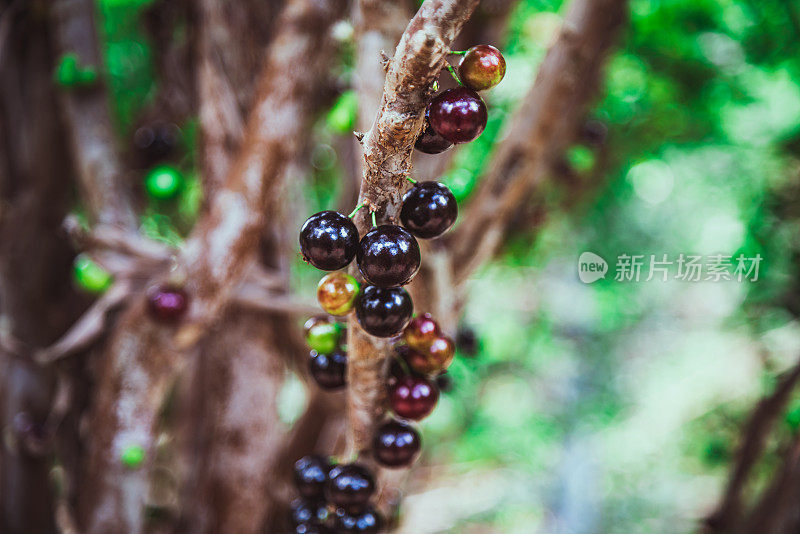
50 0 137 229
704 359 800 531
346 0 481 459
448 0 629 285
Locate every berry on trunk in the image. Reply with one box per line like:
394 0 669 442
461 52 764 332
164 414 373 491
146 285 188 322
325 463 375 513
400 181 458 239
357 225 420 287
304 317 341 354
289 498 329 527
458 44 506 91
294 455 331 499
300 211 359 271
145 165 184 200
403 313 441 351
355 286 413 338
373 419 421 468
401 336 455 375
317 272 359 316
415 111 453 154
427 87 487 144
309 350 347 390
334 507 383 533
390 375 439 421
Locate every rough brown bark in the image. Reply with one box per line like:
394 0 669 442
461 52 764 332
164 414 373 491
346 0 481 461
51 0 137 229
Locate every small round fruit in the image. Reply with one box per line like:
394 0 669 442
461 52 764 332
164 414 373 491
402 336 455 374
427 87 487 144
294 455 331 499
403 313 441 352
415 111 453 154
355 286 413 338
334 507 383 533
317 272 359 316
294 523 328 534
325 463 375 513
146 285 188 322
299 211 359 271
120 445 146 469
305 318 341 354
390 375 439 421
373 420 421 468
144 164 183 200
289 498 329 527
400 182 458 239
458 44 506 91
309 350 347 390
357 225 420 287
73 254 113 294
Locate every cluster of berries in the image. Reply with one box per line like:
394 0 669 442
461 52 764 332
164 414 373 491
299 178 458 338
305 316 348 390
416 45 506 153
290 457 382 533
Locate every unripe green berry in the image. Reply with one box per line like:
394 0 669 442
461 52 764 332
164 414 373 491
73 254 113 294
145 165 184 200
306 321 341 354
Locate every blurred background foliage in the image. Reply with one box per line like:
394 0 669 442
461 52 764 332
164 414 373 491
91 0 800 531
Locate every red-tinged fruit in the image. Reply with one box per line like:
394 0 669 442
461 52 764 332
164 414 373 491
146 284 188 322
402 335 455 374
427 87 487 144
458 44 506 91
317 272 359 316
357 225 421 288
415 111 453 154
403 313 441 351
372 419 421 468
390 375 439 420
400 181 458 239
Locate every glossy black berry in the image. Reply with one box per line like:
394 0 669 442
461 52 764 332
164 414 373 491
299 211 359 271
325 463 375 513
400 181 458 239
428 87 487 144
415 110 453 154
289 498 329 527
357 225 420 287
334 507 383 533
294 455 331 499
372 419 421 468
309 350 347 390
355 286 413 338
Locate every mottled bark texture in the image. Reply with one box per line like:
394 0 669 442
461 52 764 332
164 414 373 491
346 0 481 460
0 3 92 532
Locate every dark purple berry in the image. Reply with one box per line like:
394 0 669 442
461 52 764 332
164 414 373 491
334 507 383 533
355 286 413 338
458 45 506 91
400 181 458 239
415 110 453 154
427 87 487 144
309 350 347 390
294 455 331 499
357 225 420 287
300 211 359 271
390 375 439 421
373 419 421 468
289 498 329 527
146 284 188 322
326 463 375 513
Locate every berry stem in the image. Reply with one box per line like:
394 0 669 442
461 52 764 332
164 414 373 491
449 50 468 55
371 210 377 228
348 202 366 218
445 64 463 86
406 176 418 185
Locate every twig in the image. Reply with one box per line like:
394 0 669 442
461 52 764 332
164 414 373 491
346 0 481 458
704 359 800 531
